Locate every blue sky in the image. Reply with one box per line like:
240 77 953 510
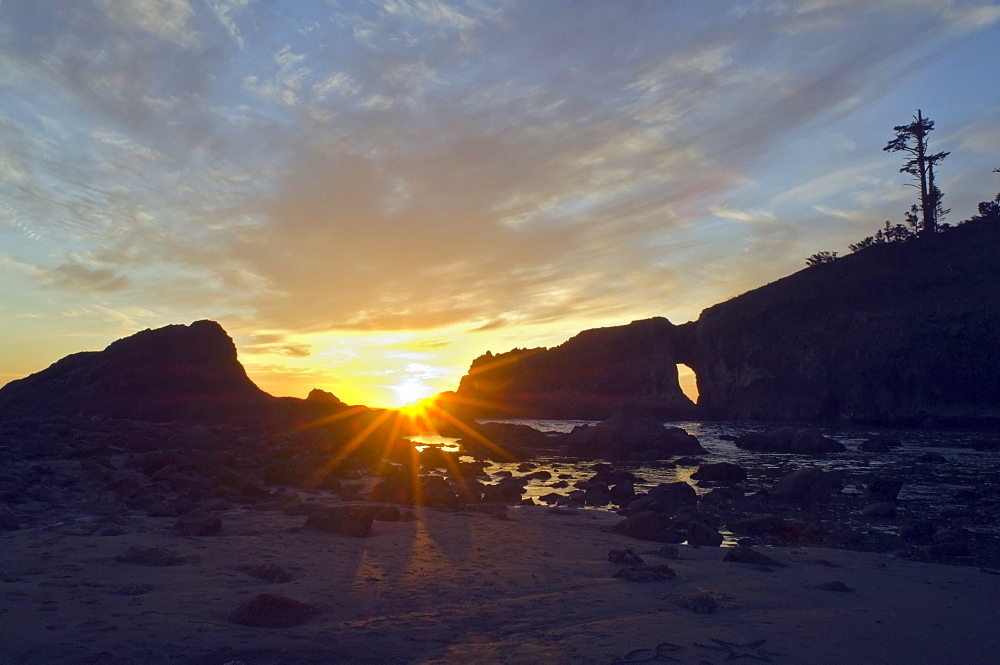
2 0 998 407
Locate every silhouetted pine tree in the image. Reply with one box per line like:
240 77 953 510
884 110 949 234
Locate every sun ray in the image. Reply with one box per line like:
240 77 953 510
304 407 397 487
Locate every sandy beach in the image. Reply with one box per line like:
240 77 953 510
3 495 999 665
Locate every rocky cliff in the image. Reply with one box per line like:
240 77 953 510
0 320 276 424
453 317 697 420
450 219 999 426
680 219 1000 426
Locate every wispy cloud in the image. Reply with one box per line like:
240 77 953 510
1 0 998 402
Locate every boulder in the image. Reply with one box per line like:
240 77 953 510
858 434 902 453
687 521 724 547
674 591 719 613
420 476 460 506
115 546 186 566
609 480 636 504
480 476 528 503
691 462 747 483
173 511 222 536
228 593 318 628
566 412 705 459
897 518 935 544
371 477 413 504
860 502 896 518
769 467 842 504
243 563 292 583
614 510 687 543
613 564 677 582
735 428 846 455
625 482 697 515
862 478 903 504
304 505 377 537
722 547 786 567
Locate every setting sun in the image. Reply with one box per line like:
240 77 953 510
393 379 431 406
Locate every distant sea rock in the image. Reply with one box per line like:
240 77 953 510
0 320 353 428
0 320 271 423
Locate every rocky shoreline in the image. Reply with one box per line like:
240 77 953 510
3 413 1000 663
4 413 999 570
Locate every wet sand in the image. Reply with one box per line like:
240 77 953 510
2 500 998 664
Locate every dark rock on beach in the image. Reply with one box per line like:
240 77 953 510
769 467 843 504
115 546 187 566
304 505 377 537
228 593 318 628
563 411 705 460
625 482 697 515
735 428 846 455
173 511 223 536
613 564 676 582
691 462 747 483
614 511 687 544
862 478 904 504
241 563 292 583
722 547 787 568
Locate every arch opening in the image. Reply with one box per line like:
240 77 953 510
677 363 699 404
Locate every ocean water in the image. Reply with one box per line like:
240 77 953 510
417 419 1000 543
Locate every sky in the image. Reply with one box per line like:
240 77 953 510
1 0 999 409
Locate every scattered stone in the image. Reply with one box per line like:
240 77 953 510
115 546 186 567
228 593 317 628
608 548 644 565
613 564 676 582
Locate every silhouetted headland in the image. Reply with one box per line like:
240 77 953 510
447 217 1000 427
